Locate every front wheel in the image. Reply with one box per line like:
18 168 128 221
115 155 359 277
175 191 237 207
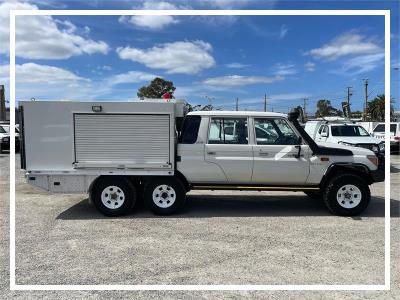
144 177 186 215
323 174 370 216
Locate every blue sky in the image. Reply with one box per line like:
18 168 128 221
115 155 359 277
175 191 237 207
0 0 399 114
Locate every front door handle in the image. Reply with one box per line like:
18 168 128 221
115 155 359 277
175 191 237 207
207 151 216 155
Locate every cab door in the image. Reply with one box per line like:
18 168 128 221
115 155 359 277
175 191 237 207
251 117 311 185
204 117 253 183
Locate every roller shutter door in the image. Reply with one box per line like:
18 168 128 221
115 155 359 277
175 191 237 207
74 114 170 165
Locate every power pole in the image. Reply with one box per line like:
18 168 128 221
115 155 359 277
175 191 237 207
303 98 308 119
0 85 6 121
235 97 239 111
264 94 267 112
363 79 368 121
346 86 353 112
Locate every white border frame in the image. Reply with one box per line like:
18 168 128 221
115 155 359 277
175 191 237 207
9 9 391 291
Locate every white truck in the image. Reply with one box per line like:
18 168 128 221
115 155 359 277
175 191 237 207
19 100 384 217
304 120 385 155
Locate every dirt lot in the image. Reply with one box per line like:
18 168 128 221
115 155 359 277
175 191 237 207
0 154 399 299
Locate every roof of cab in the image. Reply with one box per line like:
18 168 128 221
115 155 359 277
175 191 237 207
187 111 287 117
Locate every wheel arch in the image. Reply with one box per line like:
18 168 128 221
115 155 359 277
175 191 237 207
320 163 372 188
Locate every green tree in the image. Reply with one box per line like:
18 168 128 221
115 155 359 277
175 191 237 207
367 94 393 121
315 99 342 117
137 77 176 99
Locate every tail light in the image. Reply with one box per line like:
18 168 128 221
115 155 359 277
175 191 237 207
394 136 400 141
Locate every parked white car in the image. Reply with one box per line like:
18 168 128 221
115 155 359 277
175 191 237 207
0 125 10 153
304 121 385 155
0 124 20 152
371 122 400 150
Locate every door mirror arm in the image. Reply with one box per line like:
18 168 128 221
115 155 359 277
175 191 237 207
295 137 302 158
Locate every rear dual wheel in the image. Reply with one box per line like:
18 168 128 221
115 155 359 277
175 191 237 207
144 177 186 215
91 177 137 217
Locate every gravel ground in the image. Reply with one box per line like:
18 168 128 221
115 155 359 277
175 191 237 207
0 154 399 299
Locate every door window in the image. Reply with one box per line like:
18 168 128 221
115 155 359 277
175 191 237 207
318 125 328 135
254 118 298 145
208 118 248 144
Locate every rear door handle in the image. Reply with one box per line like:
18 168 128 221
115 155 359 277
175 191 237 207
207 151 216 155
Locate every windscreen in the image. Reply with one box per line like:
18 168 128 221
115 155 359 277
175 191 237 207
373 124 396 133
331 125 370 137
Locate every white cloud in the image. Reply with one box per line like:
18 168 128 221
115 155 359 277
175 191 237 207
0 1 110 59
117 40 215 74
272 63 297 76
279 25 289 39
308 32 382 60
225 62 250 68
119 2 179 30
0 64 9 85
210 0 251 8
0 62 157 101
15 63 88 85
108 71 158 85
201 75 284 87
338 53 385 75
304 62 316 72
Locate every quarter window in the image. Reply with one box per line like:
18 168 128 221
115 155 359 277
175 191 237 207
208 117 248 144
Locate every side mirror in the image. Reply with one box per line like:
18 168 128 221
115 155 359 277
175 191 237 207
321 131 328 137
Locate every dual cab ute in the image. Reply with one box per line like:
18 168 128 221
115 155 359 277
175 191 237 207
19 100 384 217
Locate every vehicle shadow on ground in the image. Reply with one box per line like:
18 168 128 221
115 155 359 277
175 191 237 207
56 195 400 220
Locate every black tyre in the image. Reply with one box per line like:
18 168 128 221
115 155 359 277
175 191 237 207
144 177 186 215
304 190 322 200
323 174 370 216
91 176 136 217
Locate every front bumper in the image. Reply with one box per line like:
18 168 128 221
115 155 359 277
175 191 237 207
371 156 385 183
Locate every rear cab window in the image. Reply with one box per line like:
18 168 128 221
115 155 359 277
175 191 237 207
179 115 201 144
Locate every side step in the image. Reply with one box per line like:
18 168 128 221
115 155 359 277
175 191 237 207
191 185 320 192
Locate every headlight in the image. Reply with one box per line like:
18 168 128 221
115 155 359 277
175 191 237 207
367 155 379 167
338 141 354 147
378 142 385 152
